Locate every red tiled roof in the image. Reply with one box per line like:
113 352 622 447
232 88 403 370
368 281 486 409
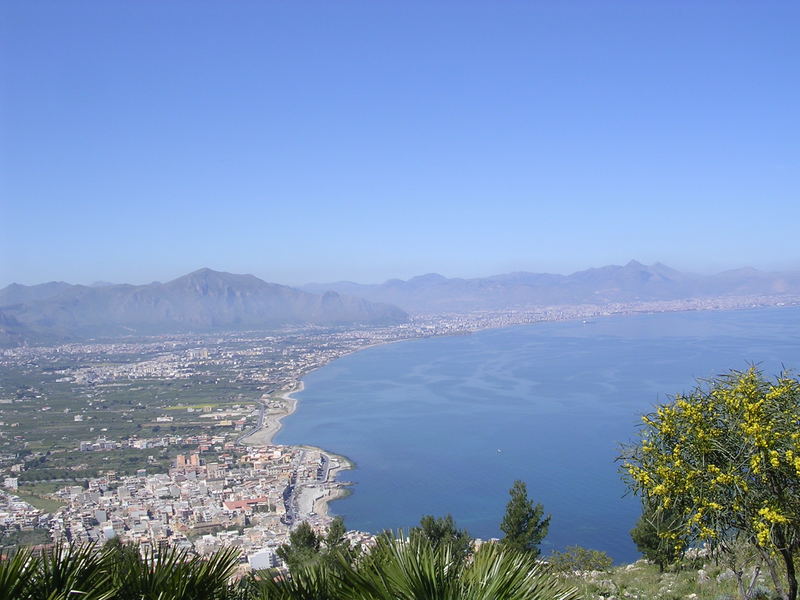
223 497 268 510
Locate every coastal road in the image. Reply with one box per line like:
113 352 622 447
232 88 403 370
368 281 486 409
281 449 305 525
282 473 297 526
235 396 268 445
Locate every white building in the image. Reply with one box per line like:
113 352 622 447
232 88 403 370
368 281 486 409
248 548 278 570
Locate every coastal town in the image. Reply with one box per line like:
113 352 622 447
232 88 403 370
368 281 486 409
1 442 364 569
1 294 798 569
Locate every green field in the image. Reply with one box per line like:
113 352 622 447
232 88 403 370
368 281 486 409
2 370 258 445
0 527 51 548
16 481 64 495
12 490 64 513
0 357 264 479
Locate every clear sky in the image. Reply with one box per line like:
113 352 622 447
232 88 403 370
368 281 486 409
1 1 798 287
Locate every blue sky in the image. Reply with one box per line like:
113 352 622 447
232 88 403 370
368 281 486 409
2 1 798 286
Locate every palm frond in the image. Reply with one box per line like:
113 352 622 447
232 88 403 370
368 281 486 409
0 547 37 600
26 543 112 600
109 544 241 600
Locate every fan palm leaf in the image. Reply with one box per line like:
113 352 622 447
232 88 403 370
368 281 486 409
0 548 37 600
24 543 112 600
109 545 241 600
338 536 580 600
245 561 345 600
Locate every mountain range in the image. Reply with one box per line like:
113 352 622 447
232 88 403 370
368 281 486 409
2 262 799 347
303 261 800 313
0 268 408 346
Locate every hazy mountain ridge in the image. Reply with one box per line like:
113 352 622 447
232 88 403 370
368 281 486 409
0 269 408 345
4 262 798 347
303 261 800 313
0 281 76 305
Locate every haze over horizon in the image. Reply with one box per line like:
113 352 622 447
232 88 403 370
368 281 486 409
2 2 799 286
3 260 800 291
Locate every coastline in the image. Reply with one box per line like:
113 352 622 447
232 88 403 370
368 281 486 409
237 302 798 529
241 381 304 446
300 444 355 520
240 337 413 448
240 379 355 524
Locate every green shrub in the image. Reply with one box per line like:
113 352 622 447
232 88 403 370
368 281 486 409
546 545 614 573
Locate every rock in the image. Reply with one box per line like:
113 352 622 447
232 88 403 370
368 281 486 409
717 569 736 582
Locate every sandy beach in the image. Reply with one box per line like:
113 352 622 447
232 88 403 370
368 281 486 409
240 381 303 446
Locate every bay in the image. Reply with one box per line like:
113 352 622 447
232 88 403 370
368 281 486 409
275 306 800 562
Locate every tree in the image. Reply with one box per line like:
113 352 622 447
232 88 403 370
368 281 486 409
277 521 322 570
629 501 680 571
324 515 346 551
500 480 550 557
321 515 357 572
277 518 355 573
621 367 800 600
410 514 473 561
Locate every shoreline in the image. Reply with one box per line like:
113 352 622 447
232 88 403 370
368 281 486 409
238 301 798 527
241 381 304 447
239 379 356 524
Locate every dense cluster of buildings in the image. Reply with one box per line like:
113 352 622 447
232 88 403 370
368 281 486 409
47 445 349 566
0 488 48 532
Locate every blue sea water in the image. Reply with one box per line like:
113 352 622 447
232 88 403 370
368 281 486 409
275 306 800 562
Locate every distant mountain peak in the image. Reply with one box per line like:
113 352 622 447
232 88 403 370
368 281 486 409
625 259 646 268
168 268 262 288
182 267 231 279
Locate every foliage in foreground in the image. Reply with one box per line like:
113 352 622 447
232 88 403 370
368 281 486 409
0 536 578 600
0 542 243 600
622 367 800 600
251 535 579 600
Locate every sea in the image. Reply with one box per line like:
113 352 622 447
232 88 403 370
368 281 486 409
275 306 800 562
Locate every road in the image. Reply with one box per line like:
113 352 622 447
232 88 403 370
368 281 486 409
235 396 268 445
280 448 306 525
